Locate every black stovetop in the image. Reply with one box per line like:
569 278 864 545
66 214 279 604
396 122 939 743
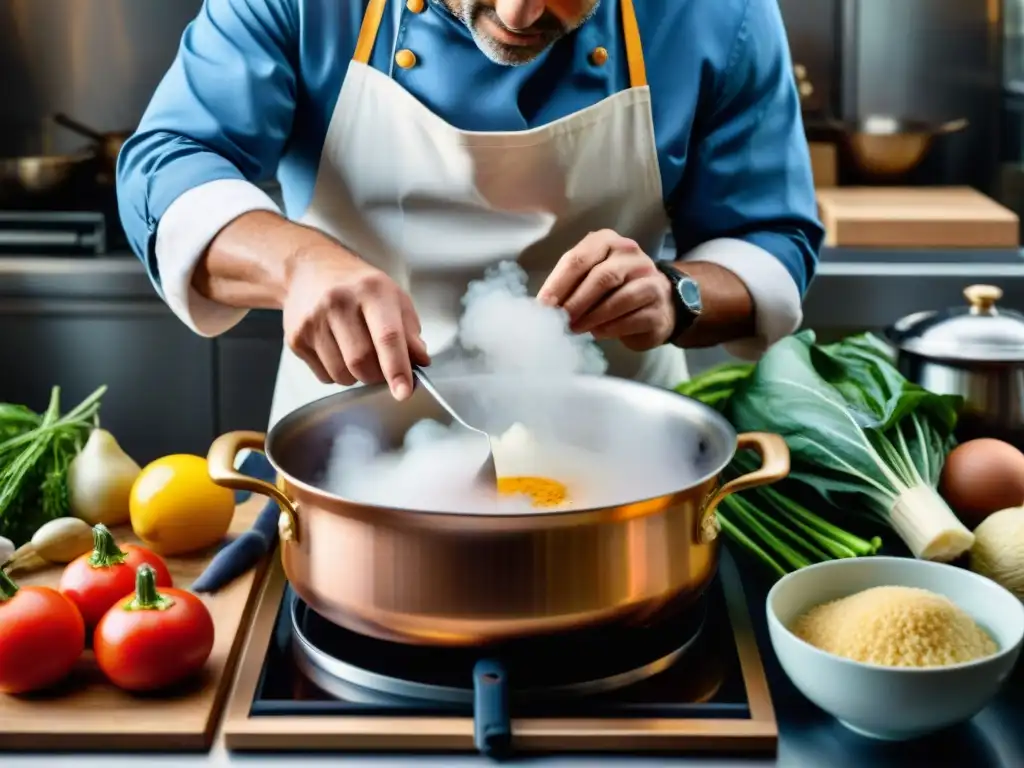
249 573 750 721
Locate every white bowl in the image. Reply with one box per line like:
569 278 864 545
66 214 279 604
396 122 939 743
766 556 1024 741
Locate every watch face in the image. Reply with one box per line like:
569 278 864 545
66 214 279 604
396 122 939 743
678 276 703 313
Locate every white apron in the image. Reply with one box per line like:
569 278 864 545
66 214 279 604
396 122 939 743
268 0 687 428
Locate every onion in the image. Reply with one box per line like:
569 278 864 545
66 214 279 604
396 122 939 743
67 428 142 526
969 506 1024 599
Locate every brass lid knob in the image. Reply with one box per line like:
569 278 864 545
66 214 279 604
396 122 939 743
964 284 1003 313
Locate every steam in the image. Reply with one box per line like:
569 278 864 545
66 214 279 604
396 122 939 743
455 260 607 376
320 262 698 513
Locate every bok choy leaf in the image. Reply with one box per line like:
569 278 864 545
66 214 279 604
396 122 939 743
725 331 973 562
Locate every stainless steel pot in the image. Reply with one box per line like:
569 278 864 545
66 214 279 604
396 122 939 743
207 374 789 647
885 284 1024 447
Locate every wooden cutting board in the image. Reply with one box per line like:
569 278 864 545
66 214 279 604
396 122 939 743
808 142 838 188
816 187 1020 248
0 495 270 751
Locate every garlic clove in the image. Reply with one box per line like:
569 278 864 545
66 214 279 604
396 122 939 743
0 535 14 567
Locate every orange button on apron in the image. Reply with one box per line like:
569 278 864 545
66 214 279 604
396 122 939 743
590 47 609 66
395 49 417 69
406 0 426 12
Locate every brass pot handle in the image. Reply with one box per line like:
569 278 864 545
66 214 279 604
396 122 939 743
698 432 791 544
207 430 300 543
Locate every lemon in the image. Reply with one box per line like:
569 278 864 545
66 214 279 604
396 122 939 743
129 454 236 557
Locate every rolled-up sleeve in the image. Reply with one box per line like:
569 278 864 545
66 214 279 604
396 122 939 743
671 0 824 360
116 0 297 337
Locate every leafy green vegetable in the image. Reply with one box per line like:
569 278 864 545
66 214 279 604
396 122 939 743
716 453 881 580
0 386 106 545
674 362 752 412
677 332 972 575
724 331 971 562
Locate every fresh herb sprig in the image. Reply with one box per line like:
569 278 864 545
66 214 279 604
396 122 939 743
0 386 106 545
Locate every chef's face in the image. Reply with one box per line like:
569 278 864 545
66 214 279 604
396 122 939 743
443 0 600 65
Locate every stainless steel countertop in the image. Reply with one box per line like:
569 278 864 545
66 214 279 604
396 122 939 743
2 247 1023 300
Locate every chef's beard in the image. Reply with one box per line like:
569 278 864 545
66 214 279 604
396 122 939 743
448 1 599 66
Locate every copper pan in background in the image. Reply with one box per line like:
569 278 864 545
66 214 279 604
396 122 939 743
53 113 132 182
0 113 133 204
0 152 92 204
825 115 969 181
208 374 790 647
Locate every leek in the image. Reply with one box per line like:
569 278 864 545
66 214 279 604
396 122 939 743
715 479 881 579
725 331 973 562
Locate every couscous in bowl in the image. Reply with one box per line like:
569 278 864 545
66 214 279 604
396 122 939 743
766 556 1024 741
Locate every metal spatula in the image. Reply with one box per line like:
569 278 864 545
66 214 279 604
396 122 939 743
412 366 499 490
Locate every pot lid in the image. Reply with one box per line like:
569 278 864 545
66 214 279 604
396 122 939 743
887 285 1024 363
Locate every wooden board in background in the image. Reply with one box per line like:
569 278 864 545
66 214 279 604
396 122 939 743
0 495 270 751
809 142 838 188
816 187 1020 249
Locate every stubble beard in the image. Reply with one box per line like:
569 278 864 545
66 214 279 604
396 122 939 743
447 1 598 66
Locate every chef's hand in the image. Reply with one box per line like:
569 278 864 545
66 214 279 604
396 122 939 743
537 230 674 351
282 245 430 400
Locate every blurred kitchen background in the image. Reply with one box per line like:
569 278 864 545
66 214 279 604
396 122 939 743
0 0 1022 462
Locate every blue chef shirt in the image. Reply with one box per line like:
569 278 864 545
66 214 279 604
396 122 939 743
117 0 822 336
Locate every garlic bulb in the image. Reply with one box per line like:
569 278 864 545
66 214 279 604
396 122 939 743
969 506 1024 599
67 429 142 526
0 536 13 567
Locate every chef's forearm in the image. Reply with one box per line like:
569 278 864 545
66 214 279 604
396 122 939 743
669 261 755 348
191 211 335 310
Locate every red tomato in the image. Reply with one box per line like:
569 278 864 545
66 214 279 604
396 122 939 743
94 564 214 692
58 523 172 629
0 570 85 694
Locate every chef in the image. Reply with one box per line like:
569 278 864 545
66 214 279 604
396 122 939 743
117 0 822 429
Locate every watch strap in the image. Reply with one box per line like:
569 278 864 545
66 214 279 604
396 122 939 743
654 261 700 341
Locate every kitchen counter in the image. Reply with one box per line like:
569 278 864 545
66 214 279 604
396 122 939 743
4 247 1024 764
5 553 1024 768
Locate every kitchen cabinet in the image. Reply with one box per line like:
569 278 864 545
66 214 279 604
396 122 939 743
778 0 839 118
0 259 292 462
217 311 284 433
0 300 215 463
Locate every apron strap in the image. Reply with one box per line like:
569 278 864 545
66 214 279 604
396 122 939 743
354 0 647 88
354 0 388 64
619 0 647 89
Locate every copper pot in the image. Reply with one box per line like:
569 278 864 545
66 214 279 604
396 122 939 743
0 153 92 202
207 375 789 647
826 116 968 180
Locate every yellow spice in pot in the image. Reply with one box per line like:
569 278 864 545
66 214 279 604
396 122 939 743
792 586 997 668
497 476 568 508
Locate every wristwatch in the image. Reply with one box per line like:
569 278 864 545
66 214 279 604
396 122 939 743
654 261 703 342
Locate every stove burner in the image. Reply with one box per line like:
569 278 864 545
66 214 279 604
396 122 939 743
291 593 708 705
239 562 774 757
